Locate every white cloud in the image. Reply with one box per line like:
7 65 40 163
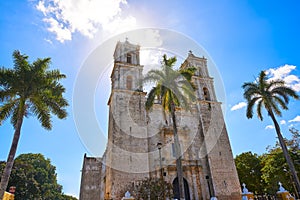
280 120 286 125
288 115 300 123
36 0 137 42
266 64 300 92
230 102 247 111
292 83 300 92
266 64 296 80
265 125 274 129
43 17 72 42
140 49 163 71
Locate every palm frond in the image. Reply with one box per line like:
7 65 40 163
242 82 260 101
267 97 282 117
30 97 52 130
246 96 261 119
46 69 66 80
12 50 30 73
179 67 196 81
39 94 68 119
0 99 18 123
145 55 196 116
181 83 196 102
32 58 51 73
143 69 164 84
162 54 177 68
266 80 285 91
0 89 17 102
272 95 288 110
272 86 299 101
256 100 263 120
0 67 14 87
145 87 158 111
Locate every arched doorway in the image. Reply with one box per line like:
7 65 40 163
172 177 191 200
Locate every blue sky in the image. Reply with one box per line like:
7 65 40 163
1 0 300 197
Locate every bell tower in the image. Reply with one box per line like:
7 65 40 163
181 51 241 199
111 39 142 91
105 40 149 200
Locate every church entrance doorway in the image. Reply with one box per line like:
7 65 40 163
172 177 191 200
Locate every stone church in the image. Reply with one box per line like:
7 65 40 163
79 40 241 200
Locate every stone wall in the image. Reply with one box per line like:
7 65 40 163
79 41 242 200
79 154 103 200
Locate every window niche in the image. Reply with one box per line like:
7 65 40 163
126 53 132 64
203 87 210 101
126 76 133 90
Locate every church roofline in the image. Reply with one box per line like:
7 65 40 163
187 50 207 60
113 39 140 58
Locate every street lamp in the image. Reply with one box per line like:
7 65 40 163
157 142 165 200
206 175 212 197
157 142 163 181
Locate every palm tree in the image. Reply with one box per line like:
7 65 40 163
144 54 196 199
242 70 300 197
0 50 68 198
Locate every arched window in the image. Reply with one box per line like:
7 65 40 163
203 87 210 101
126 76 133 90
173 177 191 200
127 53 132 64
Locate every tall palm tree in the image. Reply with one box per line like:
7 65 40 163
242 70 300 197
144 54 196 199
0 50 68 198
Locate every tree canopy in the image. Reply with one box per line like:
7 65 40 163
0 153 77 200
235 151 264 194
235 128 300 197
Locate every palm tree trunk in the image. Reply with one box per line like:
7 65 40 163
0 111 24 199
170 102 185 199
268 110 300 197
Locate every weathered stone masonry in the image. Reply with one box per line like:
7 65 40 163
79 40 241 200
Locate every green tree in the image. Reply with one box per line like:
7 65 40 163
61 194 78 200
261 130 300 197
242 70 300 197
143 54 196 199
0 153 78 200
289 128 300 153
235 152 264 194
9 153 62 199
261 149 292 195
0 51 68 198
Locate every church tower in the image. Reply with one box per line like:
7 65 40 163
105 40 149 200
181 51 241 199
79 40 241 200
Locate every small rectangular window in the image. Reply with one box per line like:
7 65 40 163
127 53 132 63
172 143 176 157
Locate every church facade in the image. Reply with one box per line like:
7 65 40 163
79 40 241 200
